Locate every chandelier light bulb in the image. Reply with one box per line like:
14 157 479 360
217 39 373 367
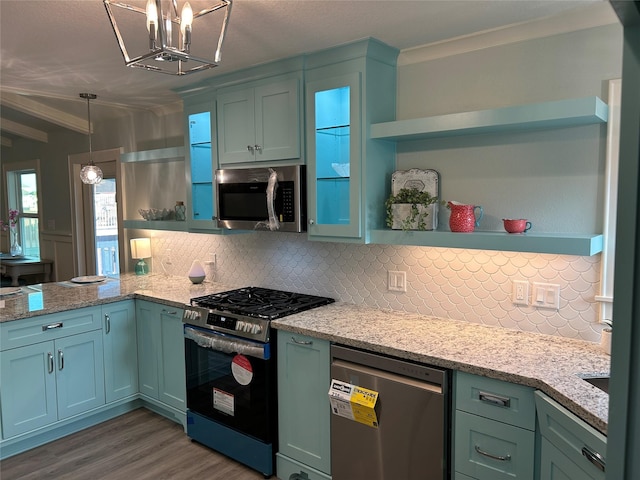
181 2 193 51
181 2 193 34
146 0 158 33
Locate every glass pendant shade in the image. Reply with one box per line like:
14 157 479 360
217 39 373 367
80 164 103 184
79 93 103 185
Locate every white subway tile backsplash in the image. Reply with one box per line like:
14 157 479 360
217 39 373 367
150 231 602 342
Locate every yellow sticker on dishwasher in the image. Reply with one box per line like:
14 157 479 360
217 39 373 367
328 380 379 428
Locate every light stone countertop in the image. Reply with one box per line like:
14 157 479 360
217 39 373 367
0 274 609 435
272 302 610 435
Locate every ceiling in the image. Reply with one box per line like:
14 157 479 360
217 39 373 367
0 0 617 147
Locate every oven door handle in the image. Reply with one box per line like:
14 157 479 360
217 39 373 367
185 326 268 360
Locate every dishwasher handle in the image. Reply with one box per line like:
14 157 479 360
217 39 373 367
331 358 444 395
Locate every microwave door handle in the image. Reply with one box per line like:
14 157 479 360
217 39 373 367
265 168 280 231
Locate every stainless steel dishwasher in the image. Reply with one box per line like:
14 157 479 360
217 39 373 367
330 345 450 479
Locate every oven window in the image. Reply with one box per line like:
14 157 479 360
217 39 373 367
185 335 277 443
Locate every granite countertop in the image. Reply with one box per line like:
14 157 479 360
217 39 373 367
0 273 233 322
272 302 610 435
0 274 609 435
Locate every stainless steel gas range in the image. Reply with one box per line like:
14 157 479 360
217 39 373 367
182 287 334 477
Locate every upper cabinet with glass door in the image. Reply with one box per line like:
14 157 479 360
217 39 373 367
183 95 220 232
306 39 399 243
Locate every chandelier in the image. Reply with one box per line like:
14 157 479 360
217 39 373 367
103 0 232 76
79 93 103 185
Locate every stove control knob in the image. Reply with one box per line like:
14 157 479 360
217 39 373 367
236 321 244 331
246 323 253 332
252 324 262 334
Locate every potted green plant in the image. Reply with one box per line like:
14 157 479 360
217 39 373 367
385 187 441 231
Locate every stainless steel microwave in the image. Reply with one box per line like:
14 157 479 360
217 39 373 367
215 165 306 232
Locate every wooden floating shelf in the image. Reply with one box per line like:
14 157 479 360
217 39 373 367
368 230 603 256
371 96 608 141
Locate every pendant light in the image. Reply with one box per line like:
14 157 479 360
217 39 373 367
103 0 232 76
79 93 103 185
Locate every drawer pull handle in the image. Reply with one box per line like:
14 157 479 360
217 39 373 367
478 391 511 408
162 309 178 315
48 352 54 374
42 322 63 331
291 336 313 346
475 445 511 462
582 446 606 472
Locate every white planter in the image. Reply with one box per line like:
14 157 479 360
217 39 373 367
390 203 438 231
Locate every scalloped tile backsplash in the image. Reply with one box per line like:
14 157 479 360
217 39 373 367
148 231 603 342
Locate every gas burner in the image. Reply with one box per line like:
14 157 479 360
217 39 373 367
191 287 334 320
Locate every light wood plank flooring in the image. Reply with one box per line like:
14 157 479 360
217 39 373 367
0 408 268 480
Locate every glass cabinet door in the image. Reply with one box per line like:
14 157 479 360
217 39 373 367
307 72 361 239
184 102 219 231
189 112 213 223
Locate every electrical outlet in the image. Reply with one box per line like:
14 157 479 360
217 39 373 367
388 271 407 292
512 280 529 306
532 282 560 310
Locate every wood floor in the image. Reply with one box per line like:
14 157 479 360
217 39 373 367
0 408 268 480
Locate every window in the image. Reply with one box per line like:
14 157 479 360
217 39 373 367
4 161 41 257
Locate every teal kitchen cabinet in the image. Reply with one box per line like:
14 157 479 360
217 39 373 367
535 391 606 480
183 96 219 231
305 38 398 243
216 73 301 165
136 300 186 425
453 371 536 480
0 307 105 439
102 300 138 403
276 332 332 480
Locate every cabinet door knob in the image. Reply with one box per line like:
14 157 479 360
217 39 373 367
247 145 254 153
254 144 262 153
308 219 315 225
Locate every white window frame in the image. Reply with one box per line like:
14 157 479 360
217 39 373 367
2 159 43 257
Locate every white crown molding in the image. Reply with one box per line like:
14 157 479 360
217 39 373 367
398 2 619 66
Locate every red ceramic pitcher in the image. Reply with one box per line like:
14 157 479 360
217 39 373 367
448 202 483 232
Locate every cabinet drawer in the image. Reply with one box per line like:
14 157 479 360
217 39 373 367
535 391 606 479
455 372 535 430
276 453 331 480
454 410 535 480
1 307 102 350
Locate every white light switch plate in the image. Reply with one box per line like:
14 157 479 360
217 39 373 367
532 282 560 310
388 271 407 292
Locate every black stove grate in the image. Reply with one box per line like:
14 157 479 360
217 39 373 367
191 287 334 320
